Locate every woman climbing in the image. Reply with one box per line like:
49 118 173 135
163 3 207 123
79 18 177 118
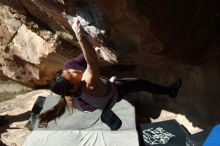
38 19 182 130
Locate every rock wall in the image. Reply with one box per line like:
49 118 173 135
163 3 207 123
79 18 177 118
1 0 220 86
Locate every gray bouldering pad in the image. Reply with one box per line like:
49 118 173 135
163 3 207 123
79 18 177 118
23 94 139 146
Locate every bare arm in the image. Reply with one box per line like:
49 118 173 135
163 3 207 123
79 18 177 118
72 19 100 89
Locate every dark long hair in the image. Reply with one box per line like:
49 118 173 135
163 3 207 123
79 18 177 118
38 70 73 127
38 96 67 127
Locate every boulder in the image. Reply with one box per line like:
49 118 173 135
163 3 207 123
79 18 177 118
0 0 220 86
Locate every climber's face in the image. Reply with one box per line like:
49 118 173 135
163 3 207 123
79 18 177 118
62 69 83 92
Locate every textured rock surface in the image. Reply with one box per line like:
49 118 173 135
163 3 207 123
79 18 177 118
0 0 220 86
0 82 29 93
0 90 51 146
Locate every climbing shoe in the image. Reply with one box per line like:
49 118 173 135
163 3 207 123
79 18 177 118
169 79 182 98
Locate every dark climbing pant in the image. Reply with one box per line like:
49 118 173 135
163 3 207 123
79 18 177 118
64 53 171 101
113 78 170 101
